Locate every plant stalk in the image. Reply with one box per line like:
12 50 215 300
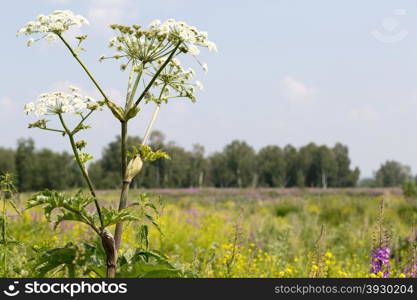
114 120 129 251
58 34 110 103
56 35 120 278
2 195 6 276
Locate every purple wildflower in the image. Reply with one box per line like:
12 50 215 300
370 247 391 277
404 259 417 278
185 208 200 226
186 208 199 218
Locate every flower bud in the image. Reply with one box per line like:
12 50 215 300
106 100 125 121
126 155 143 182
75 140 87 150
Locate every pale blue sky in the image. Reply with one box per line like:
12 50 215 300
2 0 417 177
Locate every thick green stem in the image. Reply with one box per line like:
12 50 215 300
114 121 129 251
58 114 104 229
59 114 116 277
2 196 6 276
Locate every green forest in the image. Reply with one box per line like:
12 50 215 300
1 131 413 191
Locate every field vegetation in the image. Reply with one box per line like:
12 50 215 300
1 188 416 278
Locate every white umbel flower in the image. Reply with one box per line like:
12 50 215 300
24 86 97 116
195 81 204 90
107 19 217 64
17 10 89 46
24 102 35 114
149 18 217 53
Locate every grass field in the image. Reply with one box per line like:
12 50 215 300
3 188 417 278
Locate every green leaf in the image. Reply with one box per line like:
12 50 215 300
101 206 140 228
130 193 163 234
33 243 78 277
139 145 170 162
138 225 149 250
27 190 96 230
79 152 94 164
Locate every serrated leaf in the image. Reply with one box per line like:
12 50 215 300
139 145 170 162
101 206 140 228
27 190 97 230
34 243 78 277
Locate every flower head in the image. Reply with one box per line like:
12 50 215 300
17 10 88 46
149 19 217 53
24 86 98 116
145 58 203 103
103 19 216 67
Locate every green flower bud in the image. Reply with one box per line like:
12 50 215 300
75 140 87 150
126 155 143 182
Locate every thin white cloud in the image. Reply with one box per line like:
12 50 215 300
0 97 19 113
350 107 379 122
87 0 139 33
280 75 317 104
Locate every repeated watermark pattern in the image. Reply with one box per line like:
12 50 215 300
371 9 408 43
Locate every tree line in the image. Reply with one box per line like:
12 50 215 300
0 131 410 191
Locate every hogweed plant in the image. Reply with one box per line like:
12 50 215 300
18 10 216 278
0 173 21 277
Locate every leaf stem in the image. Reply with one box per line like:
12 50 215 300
57 113 104 229
39 127 66 134
131 42 181 110
57 34 110 103
72 110 94 135
142 104 160 146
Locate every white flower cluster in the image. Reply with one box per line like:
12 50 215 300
24 86 97 116
104 19 216 67
17 10 89 46
148 19 217 54
148 58 204 103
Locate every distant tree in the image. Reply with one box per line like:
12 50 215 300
256 145 286 187
208 152 233 187
298 143 317 187
0 148 16 175
357 177 376 187
139 131 167 188
314 145 337 188
163 142 191 187
223 140 256 187
289 143 359 188
188 144 207 187
15 138 38 191
374 160 412 187
36 149 58 190
283 145 298 187
90 135 142 189
6 134 363 189
332 143 360 187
